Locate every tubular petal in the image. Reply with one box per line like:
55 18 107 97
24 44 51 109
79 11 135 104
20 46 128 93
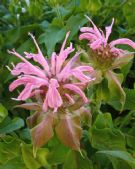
58 52 81 81
110 38 135 49
8 49 46 78
63 84 88 103
105 18 114 42
17 83 34 100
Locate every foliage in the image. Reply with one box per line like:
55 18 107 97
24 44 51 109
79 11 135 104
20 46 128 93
0 0 135 169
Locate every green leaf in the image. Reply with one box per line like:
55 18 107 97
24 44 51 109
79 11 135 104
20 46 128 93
108 157 132 169
39 26 66 56
90 113 126 150
30 114 54 148
88 0 102 12
0 137 21 165
21 143 50 169
0 117 24 134
124 88 135 110
48 143 69 165
92 113 113 129
63 150 93 169
55 114 82 150
80 0 102 12
106 70 125 111
126 133 135 150
0 103 8 123
123 1 135 27
0 157 26 169
66 14 87 40
97 150 135 169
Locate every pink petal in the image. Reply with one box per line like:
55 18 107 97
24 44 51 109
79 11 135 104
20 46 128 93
43 79 63 111
57 52 80 81
56 42 74 74
63 84 88 103
51 52 57 75
90 39 102 50
79 33 97 41
29 89 44 98
24 52 50 75
8 49 46 78
17 83 34 100
59 31 70 54
9 78 28 91
65 93 75 104
105 18 114 42
11 62 47 80
80 27 95 33
70 66 94 83
110 47 125 56
85 15 102 38
56 32 74 74
110 38 135 49
28 33 50 74
71 69 91 83
9 75 48 91
75 66 94 73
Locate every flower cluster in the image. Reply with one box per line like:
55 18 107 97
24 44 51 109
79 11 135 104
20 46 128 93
80 16 135 61
8 32 94 113
8 16 135 150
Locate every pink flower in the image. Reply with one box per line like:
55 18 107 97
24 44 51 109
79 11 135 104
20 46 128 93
8 32 94 112
79 16 135 57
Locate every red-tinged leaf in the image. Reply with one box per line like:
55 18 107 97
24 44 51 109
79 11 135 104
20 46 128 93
55 115 82 150
27 111 42 129
106 70 125 111
15 103 41 111
31 114 54 148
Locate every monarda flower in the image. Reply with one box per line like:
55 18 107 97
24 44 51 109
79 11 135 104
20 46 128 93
8 32 94 150
79 16 135 70
79 16 135 111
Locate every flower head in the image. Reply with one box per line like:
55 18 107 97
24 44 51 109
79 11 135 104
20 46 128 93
8 32 94 113
79 16 135 60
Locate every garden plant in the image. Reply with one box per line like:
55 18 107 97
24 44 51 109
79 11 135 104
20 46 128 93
0 1 135 169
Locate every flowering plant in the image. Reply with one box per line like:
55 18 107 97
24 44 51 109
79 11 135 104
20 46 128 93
80 16 135 111
1 1 135 168
8 32 94 150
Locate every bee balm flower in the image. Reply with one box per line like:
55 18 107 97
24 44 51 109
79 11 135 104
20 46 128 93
80 16 135 61
8 32 94 113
